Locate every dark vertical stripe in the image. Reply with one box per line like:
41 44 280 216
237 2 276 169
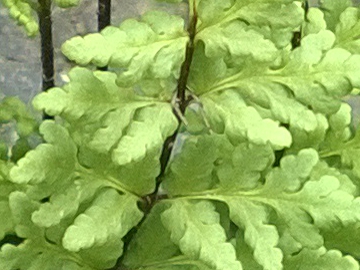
38 0 54 119
98 0 111 71
38 0 54 91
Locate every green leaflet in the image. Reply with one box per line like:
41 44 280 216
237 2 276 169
320 103 360 178
0 97 39 161
161 200 241 270
0 192 94 270
235 230 263 270
124 202 216 270
200 91 292 150
62 189 143 268
283 247 359 270
188 30 360 143
61 11 188 87
8 121 146 230
163 134 222 195
221 151 360 268
195 0 303 55
0 161 15 240
226 199 282 270
302 8 327 36
287 113 328 153
322 222 360 259
2 0 39 36
54 0 80 8
2 0 81 36
196 20 278 61
33 67 178 168
334 7 360 54
319 0 352 32
6 121 146 268
10 121 77 186
5 156 143 269
30 178 103 228
123 203 179 268
8 121 101 226
163 134 274 195
301 6 360 54
189 45 292 149
163 148 360 269
0 97 37 138
112 104 178 165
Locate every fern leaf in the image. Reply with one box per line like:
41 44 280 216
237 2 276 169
2 0 38 36
283 247 359 270
61 11 188 87
161 200 242 270
0 161 15 240
62 189 142 268
0 192 94 270
33 67 178 168
195 0 304 57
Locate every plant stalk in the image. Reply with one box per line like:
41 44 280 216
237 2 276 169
38 0 54 119
176 2 198 114
98 0 111 71
140 1 199 214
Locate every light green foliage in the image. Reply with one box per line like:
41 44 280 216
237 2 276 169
124 201 240 269
283 247 359 270
4 122 145 269
188 31 360 154
161 200 241 270
163 134 274 195
164 148 360 269
0 192 94 270
4 0 360 269
235 231 263 270
195 0 304 53
320 103 360 178
0 96 39 161
322 222 360 259
303 8 327 36
54 0 80 8
0 161 15 240
200 91 292 149
61 11 188 87
2 0 81 36
2 0 39 36
319 0 352 32
303 4 360 54
62 189 142 268
33 67 178 169
334 7 360 53
122 203 180 268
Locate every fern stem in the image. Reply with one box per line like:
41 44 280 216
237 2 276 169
143 0 200 222
38 0 54 119
176 0 198 114
97 0 111 71
291 0 309 49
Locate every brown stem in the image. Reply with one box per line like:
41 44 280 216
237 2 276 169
141 1 199 211
176 1 198 113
